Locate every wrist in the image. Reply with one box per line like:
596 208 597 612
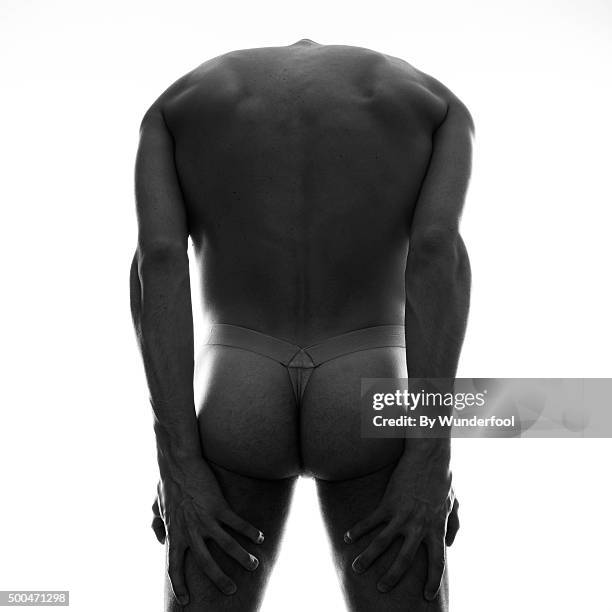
158 451 217 494
153 412 202 458
400 437 451 476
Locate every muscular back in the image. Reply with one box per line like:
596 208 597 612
154 40 449 345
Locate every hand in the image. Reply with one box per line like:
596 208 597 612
156 457 264 605
344 442 459 599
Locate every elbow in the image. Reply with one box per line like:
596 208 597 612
136 240 188 271
408 228 470 281
409 228 460 258
135 240 190 299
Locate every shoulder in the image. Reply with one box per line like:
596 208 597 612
377 52 474 134
416 70 474 135
139 52 238 130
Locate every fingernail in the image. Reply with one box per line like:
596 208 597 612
425 591 436 601
249 555 259 570
224 583 237 596
343 532 352 544
178 594 189 606
377 583 390 593
352 559 363 574
257 531 265 544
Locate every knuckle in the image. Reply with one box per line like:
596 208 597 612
229 510 243 523
371 538 387 553
396 550 412 565
201 558 214 571
227 540 243 555
182 503 202 523
213 523 231 539
209 567 226 583
219 507 234 522
385 517 401 531
212 530 228 546
419 512 433 527
241 522 256 535
220 538 239 555
194 550 211 569
231 515 248 529
386 570 401 585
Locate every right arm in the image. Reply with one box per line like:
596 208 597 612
130 105 201 473
131 105 263 604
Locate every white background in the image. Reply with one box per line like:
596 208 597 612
1 0 611 610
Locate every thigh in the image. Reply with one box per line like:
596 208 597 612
195 344 300 479
165 463 297 612
316 464 449 612
301 347 406 480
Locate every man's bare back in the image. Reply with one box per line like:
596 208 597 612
132 39 472 611
159 39 447 344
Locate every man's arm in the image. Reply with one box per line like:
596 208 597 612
344 94 474 598
405 95 473 379
131 106 263 604
131 106 200 460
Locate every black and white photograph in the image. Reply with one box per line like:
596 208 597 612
1 1 611 610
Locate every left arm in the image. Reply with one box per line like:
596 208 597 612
344 93 474 599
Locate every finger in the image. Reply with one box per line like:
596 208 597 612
152 515 166 544
189 533 237 596
377 529 422 592
151 497 166 543
446 499 460 547
351 525 397 574
213 528 259 571
424 535 446 601
167 542 189 606
221 510 264 545
344 509 385 544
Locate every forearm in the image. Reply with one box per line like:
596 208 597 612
130 246 202 471
405 230 471 380
401 231 470 460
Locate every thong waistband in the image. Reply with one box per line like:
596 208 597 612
206 323 406 369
